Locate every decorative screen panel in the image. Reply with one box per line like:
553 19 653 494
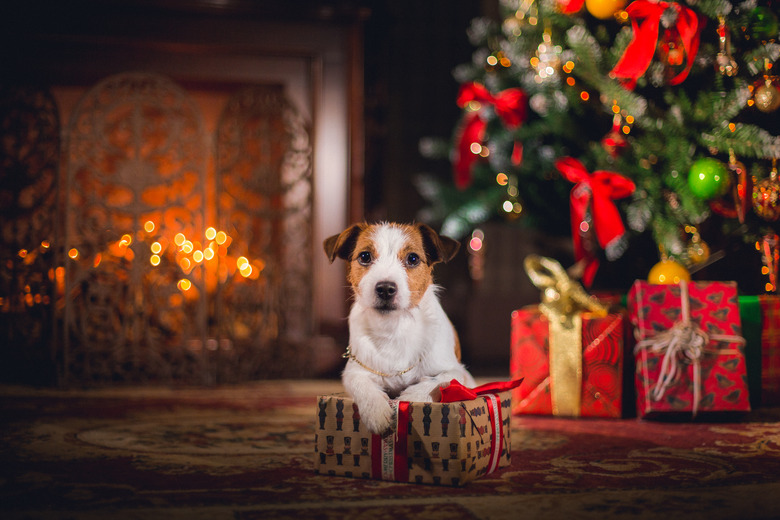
215 85 314 378
63 73 209 384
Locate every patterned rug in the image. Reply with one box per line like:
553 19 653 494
2 379 780 519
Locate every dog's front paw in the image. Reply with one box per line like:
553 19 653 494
357 395 394 434
398 381 439 403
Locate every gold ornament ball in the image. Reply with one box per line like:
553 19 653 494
755 82 780 113
687 240 710 265
648 259 691 285
753 176 780 221
585 0 627 20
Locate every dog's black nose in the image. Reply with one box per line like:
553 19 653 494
375 281 397 301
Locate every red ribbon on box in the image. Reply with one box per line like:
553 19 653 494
370 379 522 482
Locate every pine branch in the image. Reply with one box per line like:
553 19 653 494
701 123 780 159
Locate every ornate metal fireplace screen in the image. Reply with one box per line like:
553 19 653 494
1 73 314 384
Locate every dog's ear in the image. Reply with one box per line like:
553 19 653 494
417 223 460 265
323 224 365 263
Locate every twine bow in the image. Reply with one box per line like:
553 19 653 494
634 280 745 417
453 82 527 189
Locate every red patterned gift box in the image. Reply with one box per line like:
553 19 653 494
759 295 780 404
628 280 751 418
510 307 625 418
314 380 517 486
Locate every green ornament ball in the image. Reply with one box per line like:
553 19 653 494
749 6 779 41
688 158 730 200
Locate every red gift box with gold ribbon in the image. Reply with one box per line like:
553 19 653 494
510 307 625 417
314 380 518 486
510 255 625 418
628 280 751 418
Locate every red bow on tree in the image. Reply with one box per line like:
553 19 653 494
610 1 702 89
453 82 527 189
555 157 636 287
557 0 585 14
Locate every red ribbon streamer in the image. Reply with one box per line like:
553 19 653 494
441 378 522 475
453 82 527 189
556 157 635 287
370 401 411 482
369 379 522 482
610 1 702 89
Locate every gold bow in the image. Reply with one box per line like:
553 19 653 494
523 255 608 417
524 255 607 318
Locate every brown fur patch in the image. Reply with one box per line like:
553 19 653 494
399 227 433 307
346 231 377 292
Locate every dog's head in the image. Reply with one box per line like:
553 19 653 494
324 222 459 313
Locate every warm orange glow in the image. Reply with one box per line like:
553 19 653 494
496 172 509 186
215 231 228 245
150 254 161 266
193 250 204 263
174 233 186 247
239 264 253 277
204 247 215 261
93 253 102 268
580 91 590 101
237 256 249 269
179 257 191 271
68 248 79 260
151 241 162 254
124 248 135 261
178 279 192 291
182 241 193 254
205 227 217 240
625 115 635 124
566 77 576 86
119 234 132 247
470 142 482 155
144 220 155 233
18 249 27 258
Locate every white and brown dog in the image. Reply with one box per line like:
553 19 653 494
324 222 476 434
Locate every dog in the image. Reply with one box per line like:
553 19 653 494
323 222 476 434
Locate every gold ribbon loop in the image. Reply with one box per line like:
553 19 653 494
524 255 607 318
523 255 607 417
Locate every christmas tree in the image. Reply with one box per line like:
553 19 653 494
417 0 780 292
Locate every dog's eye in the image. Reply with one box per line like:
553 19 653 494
406 252 420 267
357 251 372 266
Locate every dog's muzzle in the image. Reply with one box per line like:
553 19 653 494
374 281 397 311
